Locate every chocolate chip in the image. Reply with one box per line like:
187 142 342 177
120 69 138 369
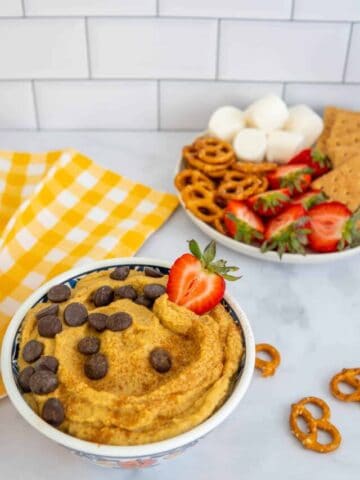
47 284 71 303
134 295 153 308
36 304 59 320
144 284 166 300
106 312 132 332
84 353 108 380
34 356 59 373
18 366 35 392
42 398 65 427
88 313 108 332
144 267 164 278
29 370 58 394
110 266 130 281
64 302 88 327
114 285 137 301
78 337 100 355
92 286 114 307
150 348 172 373
22 340 44 363
38 315 62 338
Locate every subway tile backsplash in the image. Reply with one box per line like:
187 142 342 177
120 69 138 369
0 2 358 130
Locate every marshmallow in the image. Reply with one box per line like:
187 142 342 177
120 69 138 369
245 94 289 132
208 106 245 142
233 128 267 163
284 104 324 148
266 130 305 164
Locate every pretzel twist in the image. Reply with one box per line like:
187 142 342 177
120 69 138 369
290 397 341 453
330 368 360 402
255 343 281 377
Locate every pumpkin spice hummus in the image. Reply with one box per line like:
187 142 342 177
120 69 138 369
18 266 243 446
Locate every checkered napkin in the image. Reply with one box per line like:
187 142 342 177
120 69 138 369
0 149 178 397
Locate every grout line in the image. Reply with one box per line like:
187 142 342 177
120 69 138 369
20 0 25 16
281 83 286 98
0 78 360 86
290 0 295 20
0 127 200 133
0 15 356 24
342 23 354 82
215 19 221 80
84 17 92 78
156 0 160 16
3 78 359 85
30 81 40 130
157 80 161 130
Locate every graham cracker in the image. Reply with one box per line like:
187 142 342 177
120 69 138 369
312 154 360 212
316 106 338 154
329 146 360 168
326 110 360 160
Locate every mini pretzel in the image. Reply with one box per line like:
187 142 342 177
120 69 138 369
330 368 360 402
181 183 214 204
174 169 214 192
186 198 222 223
290 397 342 453
186 154 233 175
223 170 249 183
198 141 234 166
217 175 263 201
255 343 281 377
233 161 277 174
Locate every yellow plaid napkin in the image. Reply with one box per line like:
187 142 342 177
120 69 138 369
0 149 178 397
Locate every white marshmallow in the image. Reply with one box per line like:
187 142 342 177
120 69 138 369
233 128 267 163
245 94 289 132
266 130 305 164
208 106 245 142
284 104 324 148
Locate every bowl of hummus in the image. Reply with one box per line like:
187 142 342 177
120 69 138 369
1 257 255 469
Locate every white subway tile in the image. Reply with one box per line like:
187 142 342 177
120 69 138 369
35 81 157 129
294 0 360 21
160 81 283 129
345 24 360 82
0 0 23 16
160 0 291 19
89 18 217 79
0 19 87 79
285 83 360 112
219 21 350 82
0 82 36 129
24 0 156 16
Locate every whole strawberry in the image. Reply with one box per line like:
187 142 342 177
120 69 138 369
167 240 240 314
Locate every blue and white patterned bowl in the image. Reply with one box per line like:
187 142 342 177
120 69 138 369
1 258 255 469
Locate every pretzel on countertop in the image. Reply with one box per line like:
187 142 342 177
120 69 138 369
330 368 360 402
255 343 281 377
290 397 342 453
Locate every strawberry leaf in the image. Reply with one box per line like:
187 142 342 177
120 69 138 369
203 240 216 264
188 239 202 260
311 150 332 168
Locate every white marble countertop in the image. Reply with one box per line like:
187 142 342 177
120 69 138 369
0 131 359 480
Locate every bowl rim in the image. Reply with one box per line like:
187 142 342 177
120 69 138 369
1 257 255 458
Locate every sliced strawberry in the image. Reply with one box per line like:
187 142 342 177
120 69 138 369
289 148 332 178
262 204 310 257
247 188 291 217
292 190 327 210
308 202 353 253
167 240 239 314
224 200 265 244
267 164 312 194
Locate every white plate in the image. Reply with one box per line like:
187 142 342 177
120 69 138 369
175 156 360 264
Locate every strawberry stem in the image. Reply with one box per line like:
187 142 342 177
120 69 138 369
187 239 240 281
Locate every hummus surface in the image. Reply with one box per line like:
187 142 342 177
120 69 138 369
19 268 244 445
